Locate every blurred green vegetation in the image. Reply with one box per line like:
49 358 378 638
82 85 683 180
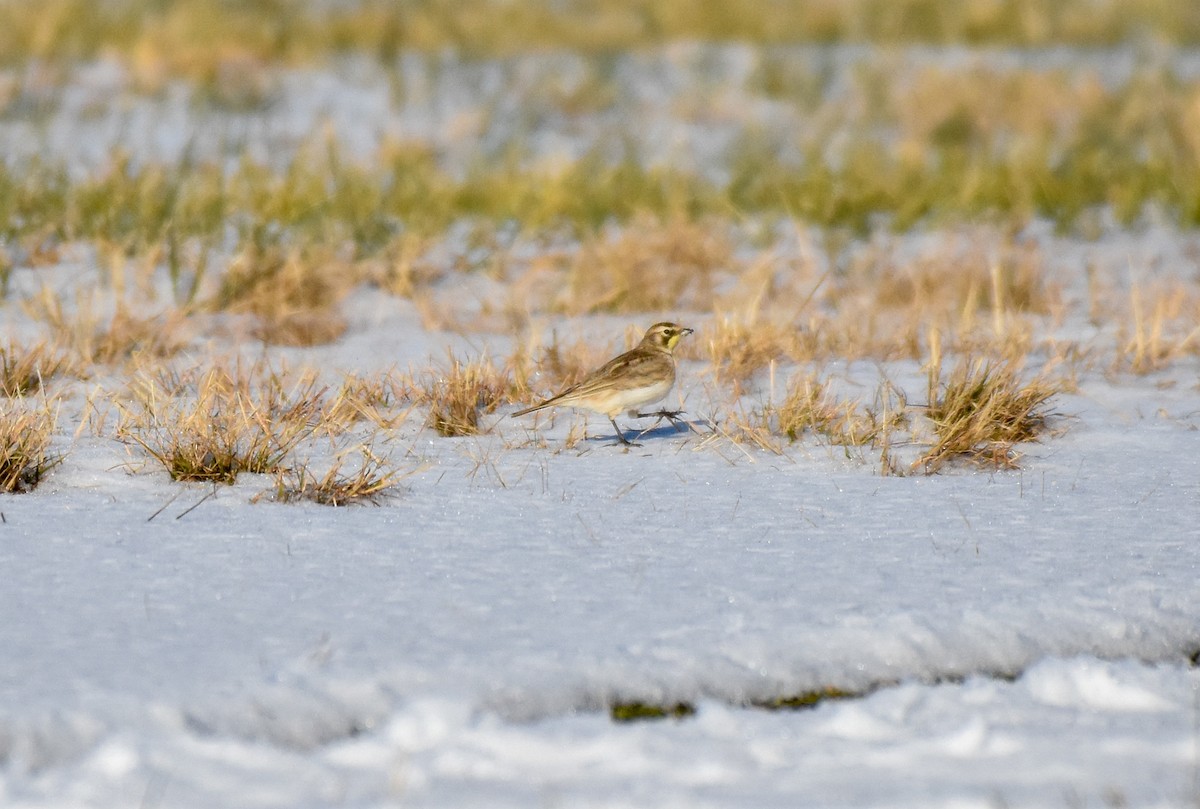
0 132 1192 254
2 61 1198 253
2 0 1200 71
1 4 1198 248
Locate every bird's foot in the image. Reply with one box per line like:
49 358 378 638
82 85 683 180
635 409 687 429
609 418 643 448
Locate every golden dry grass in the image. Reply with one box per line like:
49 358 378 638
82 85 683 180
710 405 786 456
259 447 402 506
117 364 322 483
917 355 1060 473
555 217 732 314
700 318 795 393
418 355 521 437
26 290 190 366
772 373 896 448
210 245 352 346
771 373 854 442
1116 282 1200 374
0 400 59 493
657 225 1061 381
715 370 910 458
867 242 1050 318
360 234 445 300
323 371 413 429
707 353 1058 475
521 331 619 396
0 341 70 397
821 233 1054 361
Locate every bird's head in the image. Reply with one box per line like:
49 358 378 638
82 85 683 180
641 322 693 353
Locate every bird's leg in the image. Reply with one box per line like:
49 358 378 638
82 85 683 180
608 417 641 447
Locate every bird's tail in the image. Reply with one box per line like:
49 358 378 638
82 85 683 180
511 399 552 417
513 383 579 417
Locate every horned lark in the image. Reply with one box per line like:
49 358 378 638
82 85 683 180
513 322 693 445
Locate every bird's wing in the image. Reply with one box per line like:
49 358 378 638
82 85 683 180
511 347 668 415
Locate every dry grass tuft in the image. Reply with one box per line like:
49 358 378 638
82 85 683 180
1116 282 1200 374
524 331 615 395
702 318 795 391
118 365 321 483
820 234 1054 361
260 447 401 506
0 401 59 493
28 291 190 365
869 248 1049 317
771 373 898 447
743 372 909 452
716 405 785 455
773 373 854 442
88 306 189 364
917 355 1059 473
559 217 731 314
1 342 70 396
362 233 445 299
211 245 350 346
324 371 413 429
419 356 518 437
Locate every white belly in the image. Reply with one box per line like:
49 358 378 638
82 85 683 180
590 377 674 418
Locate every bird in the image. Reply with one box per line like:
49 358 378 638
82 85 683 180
512 322 693 445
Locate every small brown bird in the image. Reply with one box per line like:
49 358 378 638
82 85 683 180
513 322 693 445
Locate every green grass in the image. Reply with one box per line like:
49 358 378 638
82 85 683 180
4 54 1200 258
752 686 863 711
609 700 697 722
3 103 1199 263
2 59 1199 259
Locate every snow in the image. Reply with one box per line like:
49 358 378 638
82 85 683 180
2 367 1198 805
2 43 1200 808
4 657 1198 806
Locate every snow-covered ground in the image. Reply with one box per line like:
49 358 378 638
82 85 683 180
2 302 1198 807
2 43 1200 808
